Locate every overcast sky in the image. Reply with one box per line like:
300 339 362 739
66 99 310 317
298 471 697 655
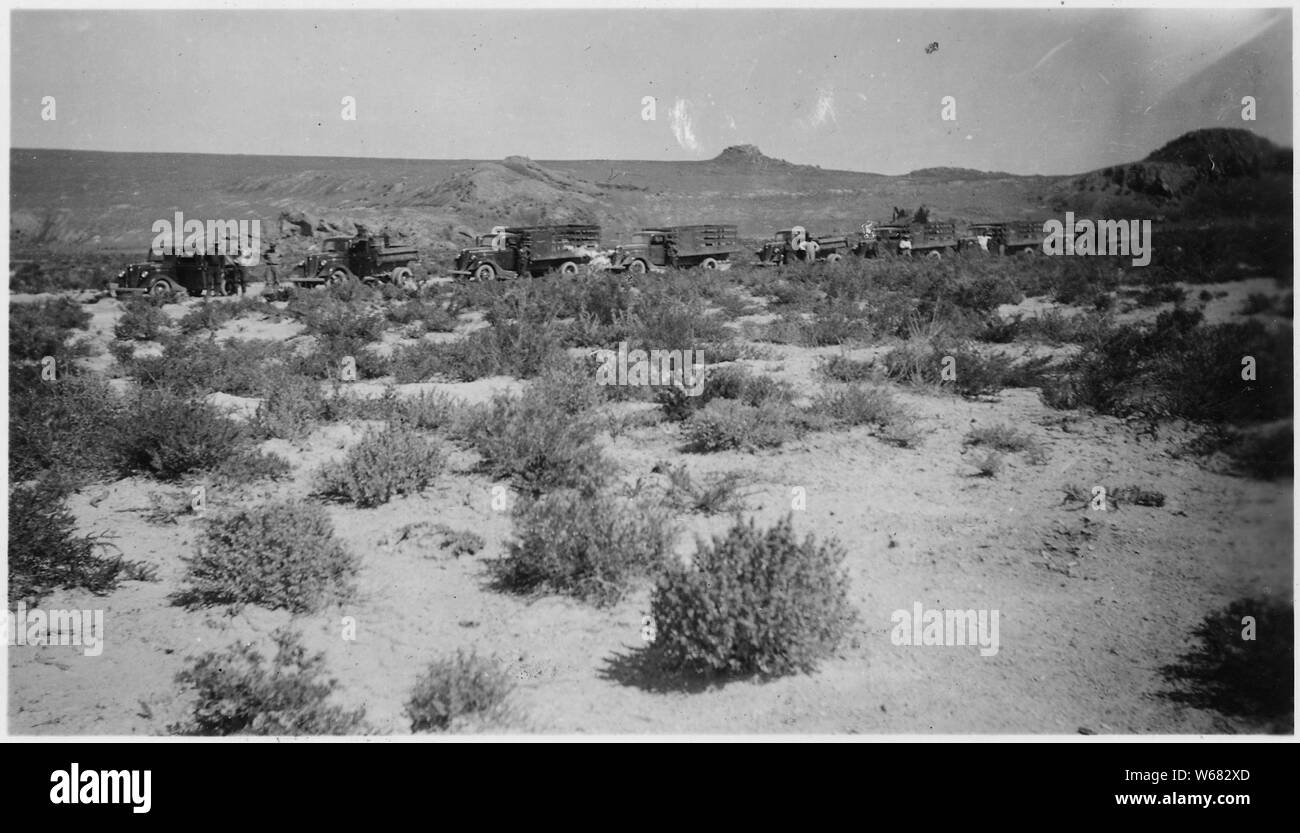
10 6 1292 175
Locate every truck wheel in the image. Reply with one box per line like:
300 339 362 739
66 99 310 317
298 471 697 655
391 267 414 289
627 259 648 275
558 261 579 276
927 250 943 260
825 253 843 265
700 257 719 270
148 279 174 298
473 263 496 282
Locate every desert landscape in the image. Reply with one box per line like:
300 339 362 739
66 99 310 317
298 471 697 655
7 8 1293 738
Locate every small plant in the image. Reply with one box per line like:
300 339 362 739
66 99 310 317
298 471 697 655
114 297 170 341
179 501 358 613
254 373 327 440
494 489 676 606
661 464 750 514
973 451 1004 478
964 423 1036 453
819 354 880 383
405 650 515 733
812 384 904 428
650 515 856 676
173 628 366 736
316 425 444 507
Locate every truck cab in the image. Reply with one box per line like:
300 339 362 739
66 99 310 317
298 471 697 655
294 234 419 287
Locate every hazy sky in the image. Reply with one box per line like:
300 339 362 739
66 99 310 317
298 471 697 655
10 6 1292 175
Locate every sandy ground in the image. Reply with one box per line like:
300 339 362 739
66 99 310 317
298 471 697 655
8 288 1293 735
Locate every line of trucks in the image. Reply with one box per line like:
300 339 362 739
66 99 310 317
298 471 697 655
110 218 1051 297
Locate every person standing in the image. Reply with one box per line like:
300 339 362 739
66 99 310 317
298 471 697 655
899 234 913 257
263 243 281 289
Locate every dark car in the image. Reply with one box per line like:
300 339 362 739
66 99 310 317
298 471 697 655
111 252 245 298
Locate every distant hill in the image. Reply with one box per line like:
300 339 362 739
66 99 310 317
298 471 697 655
1056 128 1291 216
906 167 1015 181
709 145 803 171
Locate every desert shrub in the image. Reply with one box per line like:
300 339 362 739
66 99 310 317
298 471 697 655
110 391 246 480
973 451 1004 477
9 367 120 483
114 296 170 341
316 425 444 507
655 363 749 421
964 423 1035 452
802 308 869 346
129 336 291 396
288 293 384 342
661 464 750 514
466 387 614 497
254 372 327 440
626 293 732 353
649 515 855 676
1160 597 1292 730
9 297 92 362
405 650 515 733
387 299 458 333
1135 283 1187 307
1225 424 1293 480
296 337 391 382
392 321 564 383
173 628 366 736
682 399 803 452
1045 311 1291 424
179 501 358 612
812 384 903 428
494 488 675 606
8 482 126 604
176 297 270 334
213 448 294 485
884 342 1049 397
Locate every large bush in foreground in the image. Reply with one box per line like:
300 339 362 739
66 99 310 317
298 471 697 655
405 650 515 733
173 628 366 736
650 515 856 676
179 501 357 613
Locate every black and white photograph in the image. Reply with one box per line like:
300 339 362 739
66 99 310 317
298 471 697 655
4 1 1293 743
